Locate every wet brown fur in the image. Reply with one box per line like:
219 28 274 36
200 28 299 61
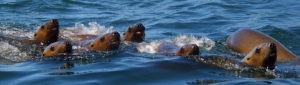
34 19 59 45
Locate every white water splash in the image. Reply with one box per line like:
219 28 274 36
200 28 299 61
61 22 114 41
137 35 215 54
0 42 29 62
173 35 215 50
0 28 34 39
137 40 178 54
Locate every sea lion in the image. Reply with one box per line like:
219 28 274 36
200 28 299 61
226 28 297 62
42 41 72 57
34 19 59 45
88 31 121 51
123 23 145 43
242 43 277 70
191 43 277 70
176 44 200 56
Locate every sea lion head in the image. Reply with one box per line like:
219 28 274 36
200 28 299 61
176 44 200 56
242 43 277 70
88 31 121 51
34 19 59 45
123 23 145 43
43 41 72 57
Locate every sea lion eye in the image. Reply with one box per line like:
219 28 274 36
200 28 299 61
255 48 261 53
34 33 37 37
50 46 55 51
90 44 94 47
247 58 250 60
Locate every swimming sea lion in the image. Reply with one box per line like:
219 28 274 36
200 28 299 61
176 44 200 56
191 43 277 70
88 31 121 51
226 28 297 62
242 43 277 70
34 19 59 45
123 23 145 43
42 41 72 57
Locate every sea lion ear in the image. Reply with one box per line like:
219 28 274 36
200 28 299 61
177 48 184 54
127 27 132 32
99 37 105 41
40 25 45 30
50 19 55 23
50 46 55 51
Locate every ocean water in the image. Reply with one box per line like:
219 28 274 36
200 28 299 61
0 0 300 85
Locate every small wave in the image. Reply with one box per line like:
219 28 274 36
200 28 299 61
0 0 30 7
137 35 215 54
0 42 29 62
0 27 34 39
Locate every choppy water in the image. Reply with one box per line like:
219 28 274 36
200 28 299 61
0 0 300 85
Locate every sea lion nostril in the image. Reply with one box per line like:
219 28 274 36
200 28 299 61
51 19 57 23
112 32 119 36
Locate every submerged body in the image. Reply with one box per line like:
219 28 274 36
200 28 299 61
226 29 297 62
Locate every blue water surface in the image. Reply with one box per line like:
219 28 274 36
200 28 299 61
0 0 300 85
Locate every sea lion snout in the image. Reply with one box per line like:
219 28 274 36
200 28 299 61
269 43 275 48
112 31 120 39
